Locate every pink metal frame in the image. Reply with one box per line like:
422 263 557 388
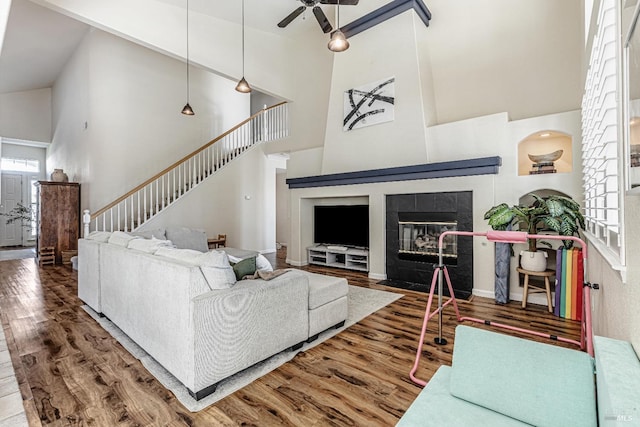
409 230 594 387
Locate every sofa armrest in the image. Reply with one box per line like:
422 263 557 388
78 238 102 312
594 336 640 425
190 271 310 391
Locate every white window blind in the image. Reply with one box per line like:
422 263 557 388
581 0 623 260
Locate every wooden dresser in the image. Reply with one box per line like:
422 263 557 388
35 181 80 265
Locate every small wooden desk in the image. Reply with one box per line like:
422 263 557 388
207 235 226 249
516 267 555 313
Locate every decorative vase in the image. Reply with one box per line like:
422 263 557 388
520 250 548 272
51 169 68 182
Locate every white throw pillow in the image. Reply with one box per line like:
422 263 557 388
200 266 236 289
108 231 140 247
256 254 274 272
127 237 175 254
197 250 231 268
86 231 112 243
198 250 236 288
155 248 236 289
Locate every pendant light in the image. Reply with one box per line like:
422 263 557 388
328 0 349 52
235 0 251 93
181 0 195 115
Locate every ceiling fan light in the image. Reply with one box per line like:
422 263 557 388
328 30 349 52
235 77 252 93
181 103 195 115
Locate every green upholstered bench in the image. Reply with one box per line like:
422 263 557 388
398 325 640 426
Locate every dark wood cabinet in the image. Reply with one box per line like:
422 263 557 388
35 181 80 265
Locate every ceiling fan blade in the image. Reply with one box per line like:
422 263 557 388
278 6 306 28
320 0 359 5
313 6 333 33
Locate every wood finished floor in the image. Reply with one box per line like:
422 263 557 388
0 249 582 426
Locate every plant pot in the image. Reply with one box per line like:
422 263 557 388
520 250 548 272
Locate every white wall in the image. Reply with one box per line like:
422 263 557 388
139 146 281 253
34 0 334 156
580 0 640 350
425 0 582 124
322 12 433 174
0 88 52 142
48 29 250 212
288 110 583 302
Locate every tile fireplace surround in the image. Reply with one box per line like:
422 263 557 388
385 192 473 299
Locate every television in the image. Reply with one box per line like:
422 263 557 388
314 205 369 248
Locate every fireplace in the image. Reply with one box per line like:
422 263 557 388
386 192 473 298
398 214 458 265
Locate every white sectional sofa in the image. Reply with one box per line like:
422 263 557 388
78 228 348 400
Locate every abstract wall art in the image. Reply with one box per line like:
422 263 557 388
343 77 395 131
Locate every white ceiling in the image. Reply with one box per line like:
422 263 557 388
0 0 89 93
0 0 341 95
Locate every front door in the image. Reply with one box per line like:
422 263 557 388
0 173 23 246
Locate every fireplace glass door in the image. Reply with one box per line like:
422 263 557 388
398 221 458 264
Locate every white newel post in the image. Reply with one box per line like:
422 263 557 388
83 210 91 237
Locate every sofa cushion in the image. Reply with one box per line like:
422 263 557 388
397 366 530 427
165 227 208 252
155 247 203 263
197 251 236 289
86 231 112 243
131 228 166 240
298 271 348 310
231 257 257 280
127 237 175 254
108 231 140 247
449 325 597 427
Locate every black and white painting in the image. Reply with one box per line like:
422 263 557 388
343 77 395 131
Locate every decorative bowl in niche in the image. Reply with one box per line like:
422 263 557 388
528 149 563 163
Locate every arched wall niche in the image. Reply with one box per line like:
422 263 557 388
518 188 571 207
517 130 573 176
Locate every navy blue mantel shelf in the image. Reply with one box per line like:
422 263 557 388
286 156 502 189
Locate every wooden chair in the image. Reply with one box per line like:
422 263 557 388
517 267 555 313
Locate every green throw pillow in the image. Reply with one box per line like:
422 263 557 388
231 256 257 280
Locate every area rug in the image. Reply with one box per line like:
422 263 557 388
82 285 402 412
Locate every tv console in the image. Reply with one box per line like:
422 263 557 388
307 245 369 272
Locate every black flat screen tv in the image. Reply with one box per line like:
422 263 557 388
314 205 369 248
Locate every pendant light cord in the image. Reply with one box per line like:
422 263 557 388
186 0 190 103
241 0 245 76
337 0 340 29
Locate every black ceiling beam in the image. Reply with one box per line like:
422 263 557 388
340 0 431 39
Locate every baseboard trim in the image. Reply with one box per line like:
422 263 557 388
368 272 387 280
472 288 551 306
286 259 307 267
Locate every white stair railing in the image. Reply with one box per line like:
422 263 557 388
83 102 288 235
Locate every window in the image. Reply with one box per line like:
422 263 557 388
1 158 40 173
581 0 625 265
30 178 38 237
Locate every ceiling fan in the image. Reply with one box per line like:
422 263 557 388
278 0 359 34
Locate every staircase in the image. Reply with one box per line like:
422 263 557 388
83 102 288 235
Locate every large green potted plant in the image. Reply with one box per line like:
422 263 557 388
484 193 585 271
